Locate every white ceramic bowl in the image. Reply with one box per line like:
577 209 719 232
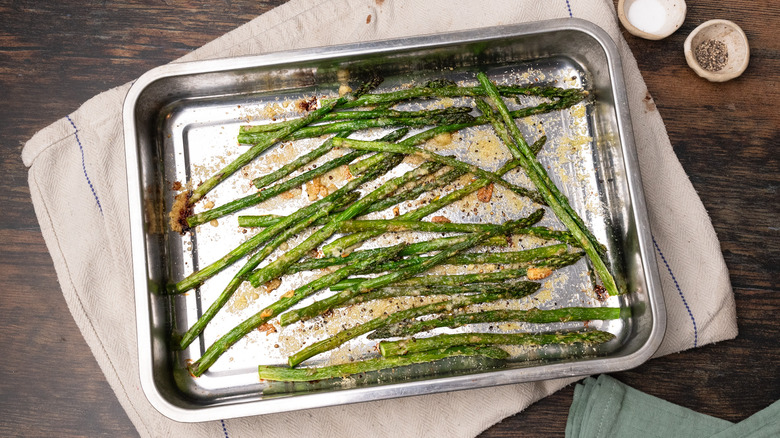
684 19 750 82
618 0 686 40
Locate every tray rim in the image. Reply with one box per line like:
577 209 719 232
123 17 666 422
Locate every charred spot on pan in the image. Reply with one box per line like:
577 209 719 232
594 284 609 302
297 96 318 112
169 190 193 234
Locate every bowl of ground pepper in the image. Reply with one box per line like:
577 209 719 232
684 19 749 82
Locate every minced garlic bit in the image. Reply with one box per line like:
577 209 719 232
256 323 277 335
338 84 353 97
476 183 494 203
209 219 219 227
527 266 554 280
264 278 282 294
306 176 325 201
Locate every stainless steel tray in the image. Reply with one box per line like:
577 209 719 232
124 18 665 422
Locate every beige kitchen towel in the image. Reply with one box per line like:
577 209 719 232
21 0 737 437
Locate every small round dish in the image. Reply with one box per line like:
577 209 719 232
618 0 686 40
684 19 750 82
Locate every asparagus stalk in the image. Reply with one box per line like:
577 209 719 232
284 234 511 274
333 219 517 234
246 160 442 288
237 111 475 145
279 278 539 326
328 251 585 291
281 281 541 327
258 345 509 382
188 243 408 376
476 73 618 296
332 137 545 205
378 330 615 357
324 82 586 109
286 284 541 367
236 214 283 228
240 107 472 134
360 243 567 275
369 306 622 339
186 128 409 228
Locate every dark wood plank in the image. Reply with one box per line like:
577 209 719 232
1 1 777 437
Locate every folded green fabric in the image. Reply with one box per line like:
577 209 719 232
566 375 780 438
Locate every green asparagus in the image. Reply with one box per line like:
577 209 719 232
258 345 509 381
369 306 622 339
378 330 615 357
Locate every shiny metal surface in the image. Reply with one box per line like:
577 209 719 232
123 18 665 422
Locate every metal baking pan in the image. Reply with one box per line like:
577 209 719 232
124 18 665 422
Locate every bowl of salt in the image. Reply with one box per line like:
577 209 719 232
618 0 686 40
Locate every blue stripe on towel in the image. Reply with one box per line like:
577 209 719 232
653 236 698 347
66 115 103 215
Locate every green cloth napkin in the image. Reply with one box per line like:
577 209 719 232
566 375 780 438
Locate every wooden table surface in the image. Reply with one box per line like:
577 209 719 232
1 1 777 436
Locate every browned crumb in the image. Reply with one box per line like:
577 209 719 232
264 278 282 294
594 285 609 302
172 181 183 191
306 176 325 201
169 191 193 234
431 215 451 223
393 206 400 217
297 96 317 112
476 183 494 203
527 266 553 280
256 323 277 335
